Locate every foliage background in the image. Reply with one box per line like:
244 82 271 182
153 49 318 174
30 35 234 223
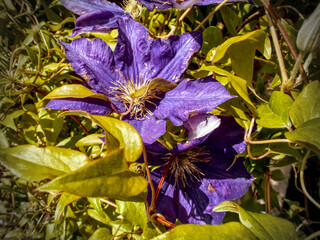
0 0 319 239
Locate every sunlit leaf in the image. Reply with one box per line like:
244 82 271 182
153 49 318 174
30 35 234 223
257 91 293 129
75 134 105 147
55 192 81 221
60 111 143 162
211 30 271 86
214 201 299 240
116 200 148 228
151 222 256 240
0 145 90 181
89 228 112 240
289 81 320 128
285 118 320 149
39 109 63 145
133 77 177 98
43 84 110 102
38 148 148 199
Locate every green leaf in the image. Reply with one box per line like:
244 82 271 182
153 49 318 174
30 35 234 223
132 77 177 98
76 134 105 147
24 45 38 66
285 118 320 149
116 200 148 228
89 228 112 240
289 81 320 128
43 84 110 102
257 91 293 129
201 26 223 55
214 201 299 240
55 192 81 221
60 111 143 162
0 130 9 149
197 66 256 112
220 6 241 36
0 145 90 181
151 222 257 240
0 109 25 131
38 148 148 199
212 30 271 86
39 109 63 145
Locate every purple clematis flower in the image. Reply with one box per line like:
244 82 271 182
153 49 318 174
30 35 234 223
46 16 234 145
145 114 252 225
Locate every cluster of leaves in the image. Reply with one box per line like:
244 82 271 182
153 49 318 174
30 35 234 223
0 0 319 239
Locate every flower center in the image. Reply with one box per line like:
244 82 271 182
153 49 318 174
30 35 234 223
163 147 210 188
110 77 160 120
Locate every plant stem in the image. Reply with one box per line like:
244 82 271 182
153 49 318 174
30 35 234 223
143 144 156 214
194 0 229 31
264 7 289 92
305 231 320 240
300 149 320 209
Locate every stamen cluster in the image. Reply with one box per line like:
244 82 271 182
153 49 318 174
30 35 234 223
110 77 160 120
163 147 211 188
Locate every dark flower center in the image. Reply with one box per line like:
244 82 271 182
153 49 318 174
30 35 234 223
163 147 210 188
110 77 160 120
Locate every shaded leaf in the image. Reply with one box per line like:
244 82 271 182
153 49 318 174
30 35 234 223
201 26 223 55
0 145 89 181
257 91 293 129
38 148 148 199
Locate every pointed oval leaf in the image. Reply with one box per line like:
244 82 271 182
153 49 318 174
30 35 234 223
38 149 148 199
151 222 256 240
116 200 148 228
212 30 271 86
55 193 81 221
0 145 90 181
89 228 112 240
214 201 299 240
75 134 105 147
59 111 143 162
289 81 320 128
43 84 110 102
257 91 293 129
285 118 320 149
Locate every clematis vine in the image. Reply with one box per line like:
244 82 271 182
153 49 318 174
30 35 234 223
46 16 234 144
58 0 251 36
145 115 253 225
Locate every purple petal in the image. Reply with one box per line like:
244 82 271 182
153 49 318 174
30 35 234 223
154 78 233 126
126 116 167 145
60 38 120 95
45 98 111 115
196 0 249 6
205 116 247 155
71 11 118 36
59 0 125 16
136 0 200 10
114 17 202 83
